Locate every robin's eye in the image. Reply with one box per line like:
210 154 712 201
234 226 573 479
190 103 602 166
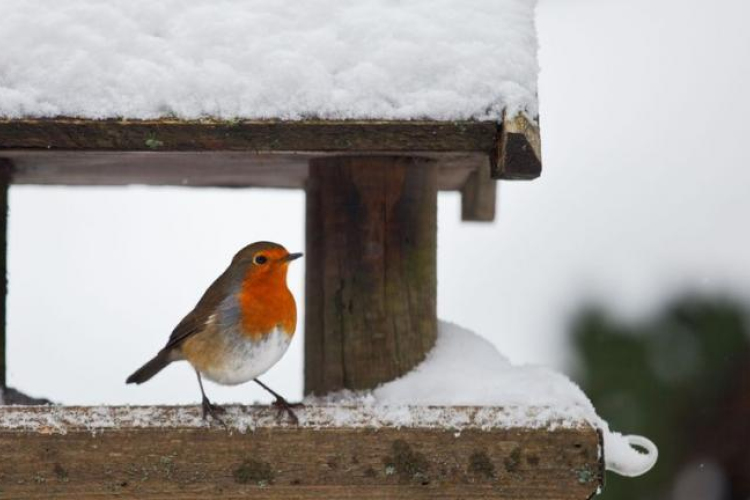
253 255 268 265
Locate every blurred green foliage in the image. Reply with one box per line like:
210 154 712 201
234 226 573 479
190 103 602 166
571 295 749 500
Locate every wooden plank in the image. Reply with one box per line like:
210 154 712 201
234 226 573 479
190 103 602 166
0 405 604 499
305 157 437 394
493 114 542 180
0 118 499 190
461 162 497 222
0 159 8 389
0 119 498 152
0 117 536 193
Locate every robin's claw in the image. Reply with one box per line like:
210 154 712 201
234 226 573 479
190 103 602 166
271 397 303 425
201 396 227 427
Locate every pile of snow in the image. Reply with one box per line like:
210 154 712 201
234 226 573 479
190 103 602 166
313 321 658 478
0 0 538 121
0 320 654 477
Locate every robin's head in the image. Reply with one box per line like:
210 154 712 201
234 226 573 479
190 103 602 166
232 242 301 336
232 241 302 283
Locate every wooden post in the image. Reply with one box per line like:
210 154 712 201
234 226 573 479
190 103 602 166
305 156 438 394
0 159 10 390
461 163 497 222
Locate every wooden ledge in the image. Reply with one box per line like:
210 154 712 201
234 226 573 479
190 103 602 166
0 405 602 499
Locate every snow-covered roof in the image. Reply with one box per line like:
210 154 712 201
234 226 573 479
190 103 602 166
0 0 539 121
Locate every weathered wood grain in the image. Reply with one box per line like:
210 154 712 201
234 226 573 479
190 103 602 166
0 405 604 500
305 157 437 394
0 117 543 224
0 159 8 389
0 119 498 152
461 162 497 222
493 114 542 180
0 117 540 187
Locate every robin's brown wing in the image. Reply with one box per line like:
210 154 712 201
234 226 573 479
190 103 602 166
163 266 239 351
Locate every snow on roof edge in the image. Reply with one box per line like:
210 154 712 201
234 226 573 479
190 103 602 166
0 0 539 122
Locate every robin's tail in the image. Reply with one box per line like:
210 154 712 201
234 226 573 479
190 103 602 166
126 349 173 384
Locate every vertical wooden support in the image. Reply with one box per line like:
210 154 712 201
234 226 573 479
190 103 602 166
461 163 497 222
305 156 438 394
0 159 10 390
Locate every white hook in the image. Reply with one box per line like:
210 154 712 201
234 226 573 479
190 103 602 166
605 433 659 477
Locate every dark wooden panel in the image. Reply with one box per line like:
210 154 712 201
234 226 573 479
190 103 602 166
0 405 603 500
493 114 542 180
0 119 498 152
0 159 8 389
461 162 497 222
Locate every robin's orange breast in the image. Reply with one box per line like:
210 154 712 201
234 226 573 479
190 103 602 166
237 266 297 341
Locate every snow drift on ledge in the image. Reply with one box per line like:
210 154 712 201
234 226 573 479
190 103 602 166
0 0 538 121
313 321 658 478
0 322 655 478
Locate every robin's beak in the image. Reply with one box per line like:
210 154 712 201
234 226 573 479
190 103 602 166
284 252 303 262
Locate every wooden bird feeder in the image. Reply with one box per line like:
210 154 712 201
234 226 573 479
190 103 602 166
0 116 541 397
0 3 608 499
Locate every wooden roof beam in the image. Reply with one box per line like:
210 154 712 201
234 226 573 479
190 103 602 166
0 117 542 223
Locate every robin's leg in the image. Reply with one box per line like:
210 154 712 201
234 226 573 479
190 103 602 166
254 378 302 425
195 370 226 424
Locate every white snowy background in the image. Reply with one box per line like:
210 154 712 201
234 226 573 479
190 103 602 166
6 0 750 408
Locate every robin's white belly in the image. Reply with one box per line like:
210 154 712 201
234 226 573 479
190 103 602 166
200 327 292 386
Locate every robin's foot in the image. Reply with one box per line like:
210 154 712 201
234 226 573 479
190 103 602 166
271 397 303 425
201 396 227 425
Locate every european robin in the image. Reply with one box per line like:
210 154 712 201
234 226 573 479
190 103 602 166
126 242 303 423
